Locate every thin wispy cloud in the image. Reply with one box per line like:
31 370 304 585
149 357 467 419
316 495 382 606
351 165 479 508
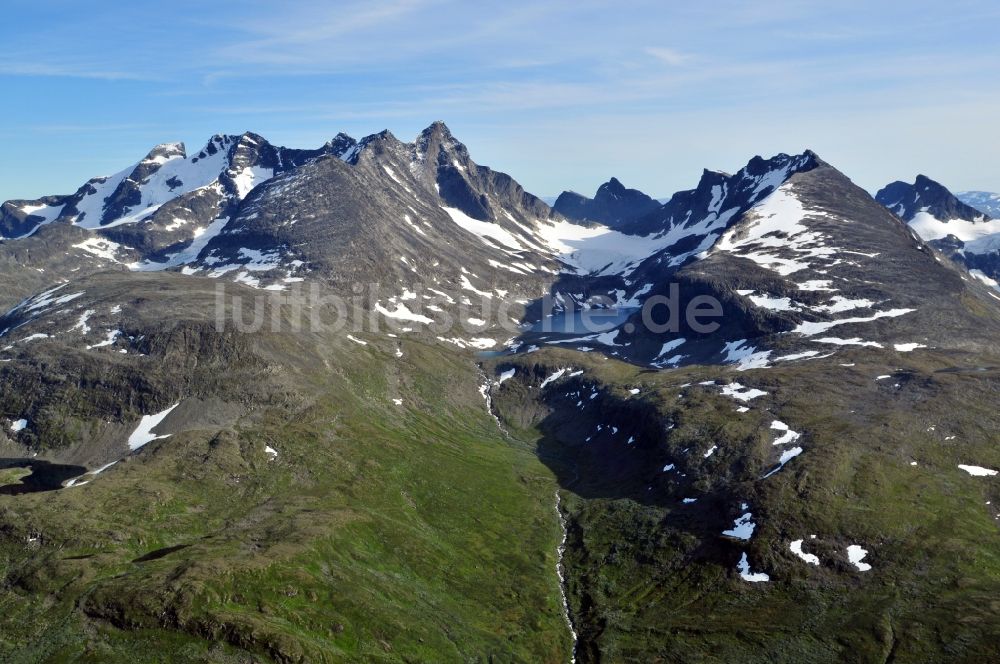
0 59 155 81
223 0 434 51
0 1 998 201
644 47 692 66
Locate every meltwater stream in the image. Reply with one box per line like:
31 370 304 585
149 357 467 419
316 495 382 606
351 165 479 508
555 491 579 663
479 374 577 662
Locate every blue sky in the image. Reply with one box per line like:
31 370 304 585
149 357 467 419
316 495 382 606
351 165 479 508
2 0 999 203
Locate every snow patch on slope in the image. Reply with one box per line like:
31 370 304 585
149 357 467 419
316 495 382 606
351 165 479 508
128 403 179 450
713 186 837 276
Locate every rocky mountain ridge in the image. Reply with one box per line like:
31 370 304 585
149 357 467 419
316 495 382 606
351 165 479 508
4 128 999 373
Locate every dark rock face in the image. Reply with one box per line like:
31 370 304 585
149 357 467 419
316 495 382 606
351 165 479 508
553 177 661 228
0 195 72 238
417 121 550 222
189 123 560 299
875 174 989 222
551 191 589 220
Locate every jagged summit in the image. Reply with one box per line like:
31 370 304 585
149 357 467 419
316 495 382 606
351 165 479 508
325 132 358 158
876 174 989 223
142 142 186 164
410 121 471 169
618 150 820 238
594 177 652 203
415 121 466 161
418 120 454 141
742 149 820 178
599 176 626 193
553 176 660 228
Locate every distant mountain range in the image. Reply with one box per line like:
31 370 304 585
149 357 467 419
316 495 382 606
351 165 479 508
541 193 670 207
552 177 661 228
957 190 1000 218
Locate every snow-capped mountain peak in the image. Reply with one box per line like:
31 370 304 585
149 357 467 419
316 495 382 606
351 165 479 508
2 128 998 379
0 131 360 241
141 142 186 166
876 175 1000 286
325 133 359 161
875 174 990 227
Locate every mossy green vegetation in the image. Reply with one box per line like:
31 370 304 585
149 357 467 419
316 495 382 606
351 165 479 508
488 346 1000 662
2 276 999 661
0 339 571 662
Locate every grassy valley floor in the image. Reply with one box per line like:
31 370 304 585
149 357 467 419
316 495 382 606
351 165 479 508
0 341 572 662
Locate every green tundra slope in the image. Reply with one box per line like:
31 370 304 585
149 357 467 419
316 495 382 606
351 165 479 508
0 276 571 663
1 273 999 662
488 346 1000 663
